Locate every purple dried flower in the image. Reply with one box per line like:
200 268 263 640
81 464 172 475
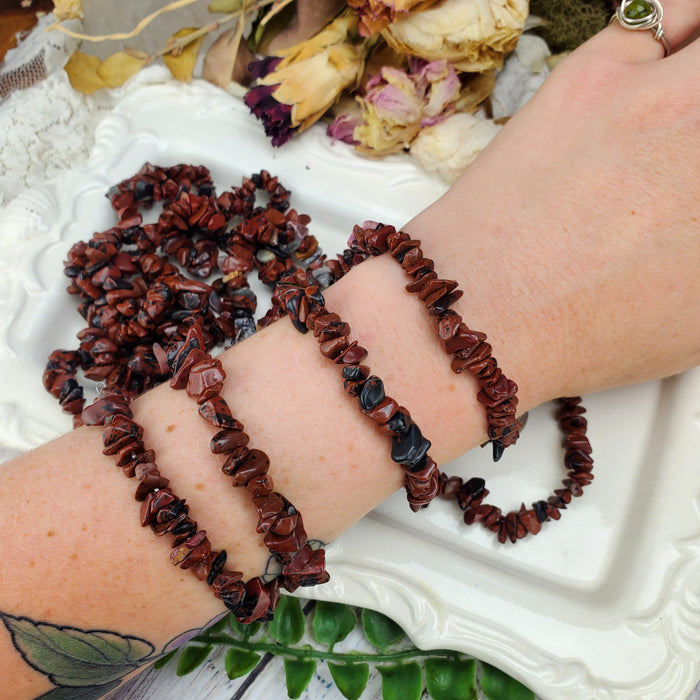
327 113 362 145
244 84 296 147
243 13 367 147
248 56 283 80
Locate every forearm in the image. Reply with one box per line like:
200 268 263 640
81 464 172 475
0 225 519 696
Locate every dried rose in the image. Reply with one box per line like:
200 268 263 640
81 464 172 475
346 0 441 37
410 112 501 182
382 0 528 72
244 12 368 147
329 58 490 156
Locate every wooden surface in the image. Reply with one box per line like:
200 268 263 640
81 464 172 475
0 1 53 63
110 645 385 700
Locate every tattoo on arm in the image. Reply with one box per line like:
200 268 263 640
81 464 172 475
2 543 327 697
0 611 200 700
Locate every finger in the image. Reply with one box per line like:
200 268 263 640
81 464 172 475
586 0 700 63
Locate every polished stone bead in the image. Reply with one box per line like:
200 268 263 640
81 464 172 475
366 398 399 424
624 0 652 19
282 546 329 588
210 427 248 454
198 396 237 428
391 423 431 468
341 364 369 381
334 341 368 365
264 521 307 556
381 409 411 436
246 474 275 496
456 477 487 510
491 439 506 462
463 504 500 526
358 376 385 411
319 335 348 359
140 488 177 526
231 449 270 487
221 446 250 475
186 359 226 402
206 550 228 586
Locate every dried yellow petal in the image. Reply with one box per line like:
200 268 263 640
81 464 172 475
53 0 83 21
253 12 367 132
63 51 107 94
163 28 206 82
96 52 146 88
264 0 346 54
203 29 240 88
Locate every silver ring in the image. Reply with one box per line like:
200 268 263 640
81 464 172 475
611 0 671 57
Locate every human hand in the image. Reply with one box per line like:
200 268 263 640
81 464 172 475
407 0 700 405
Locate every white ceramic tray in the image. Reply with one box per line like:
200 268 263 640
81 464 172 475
1 80 698 700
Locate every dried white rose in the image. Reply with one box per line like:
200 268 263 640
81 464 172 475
409 112 501 182
382 0 528 72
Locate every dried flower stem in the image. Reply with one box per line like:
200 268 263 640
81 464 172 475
47 0 281 59
257 0 295 29
152 0 286 59
152 11 242 58
46 0 205 41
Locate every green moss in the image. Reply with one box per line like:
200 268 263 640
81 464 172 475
529 0 612 53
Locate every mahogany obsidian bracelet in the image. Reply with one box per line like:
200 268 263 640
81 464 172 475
273 269 594 543
436 396 593 543
339 222 523 461
168 322 328 592
274 269 441 512
81 389 283 623
43 163 328 620
259 222 523 461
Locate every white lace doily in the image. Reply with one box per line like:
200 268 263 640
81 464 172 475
0 13 172 208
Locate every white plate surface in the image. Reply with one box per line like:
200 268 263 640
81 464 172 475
0 80 698 700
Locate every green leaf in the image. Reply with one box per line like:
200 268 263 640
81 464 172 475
0 613 154 687
361 609 404 651
378 662 423 700
175 644 212 676
37 681 120 699
480 662 535 700
203 616 230 636
425 657 477 700
312 601 356 649
284 657 316 698
269 595 305 646
224 648 261 679
152 649 177 670
328 662 370 700
228 615 260 639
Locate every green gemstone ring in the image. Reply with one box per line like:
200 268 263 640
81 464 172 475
611 0 671 56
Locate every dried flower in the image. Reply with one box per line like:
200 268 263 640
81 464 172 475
382 0 528 72
244 13 368 146
346 0 441 37
410 112 501 182
53 0 83 21
328 58 493 156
